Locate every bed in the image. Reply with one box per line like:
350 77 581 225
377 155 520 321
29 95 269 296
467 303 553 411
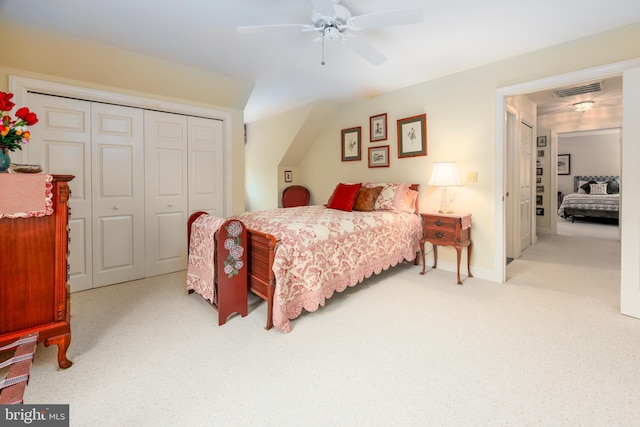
187 183 421 333
558 175 620 222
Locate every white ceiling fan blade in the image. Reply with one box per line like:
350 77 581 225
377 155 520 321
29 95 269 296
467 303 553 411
237 24 313 34
343 36 386 65
348 8 424 30
310 0 337 18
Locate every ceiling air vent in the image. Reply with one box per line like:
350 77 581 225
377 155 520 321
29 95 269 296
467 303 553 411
552 82 603 98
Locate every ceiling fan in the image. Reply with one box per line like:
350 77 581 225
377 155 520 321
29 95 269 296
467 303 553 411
237 0 424 66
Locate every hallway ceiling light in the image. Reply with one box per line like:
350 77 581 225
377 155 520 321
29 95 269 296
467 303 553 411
573 101 595 112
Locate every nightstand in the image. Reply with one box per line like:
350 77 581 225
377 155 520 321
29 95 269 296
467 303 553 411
420 212 473 285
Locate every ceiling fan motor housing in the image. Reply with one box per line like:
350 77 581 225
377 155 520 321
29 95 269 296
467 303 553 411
312 4 351 40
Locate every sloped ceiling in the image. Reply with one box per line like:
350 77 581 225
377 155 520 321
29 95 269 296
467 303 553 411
1 0 639 122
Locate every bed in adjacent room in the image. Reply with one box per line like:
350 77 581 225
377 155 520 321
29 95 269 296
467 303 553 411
188 182 421 333
558 175 620 222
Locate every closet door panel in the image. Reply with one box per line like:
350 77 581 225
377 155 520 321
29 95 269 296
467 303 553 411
188 117 224 216
144 111 188 277
25 93 93 292
92 103 145 287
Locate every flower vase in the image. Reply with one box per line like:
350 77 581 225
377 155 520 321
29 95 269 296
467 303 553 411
0 147 11 173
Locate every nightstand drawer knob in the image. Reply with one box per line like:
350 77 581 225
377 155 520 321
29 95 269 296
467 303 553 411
435 231 444 238
435 220 443 226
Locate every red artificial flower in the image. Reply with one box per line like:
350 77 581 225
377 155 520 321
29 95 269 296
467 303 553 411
15 107 39 126
0 91 15 112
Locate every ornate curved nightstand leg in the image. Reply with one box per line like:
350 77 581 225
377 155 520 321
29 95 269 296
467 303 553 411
467 242 473 278
456 247 463 285
432 245 438 269
45 333 73 369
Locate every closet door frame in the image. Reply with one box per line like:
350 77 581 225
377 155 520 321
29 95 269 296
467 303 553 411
9 75 232 217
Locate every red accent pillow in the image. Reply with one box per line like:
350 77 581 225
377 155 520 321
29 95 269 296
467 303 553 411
326 183 362 211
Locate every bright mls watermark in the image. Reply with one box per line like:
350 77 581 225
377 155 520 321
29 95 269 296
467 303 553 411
0 405 69 426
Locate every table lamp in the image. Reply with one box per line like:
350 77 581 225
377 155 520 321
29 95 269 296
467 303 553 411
428 162 462 214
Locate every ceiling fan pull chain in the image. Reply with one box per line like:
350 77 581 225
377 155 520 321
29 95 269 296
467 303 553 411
321 30 326 66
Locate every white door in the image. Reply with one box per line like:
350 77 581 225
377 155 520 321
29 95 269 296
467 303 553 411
26 93 94 292
519 121 533 252
144 111 188 277
621 66 640 319
91 103 145 287
188 117 224 216
505 108 516 260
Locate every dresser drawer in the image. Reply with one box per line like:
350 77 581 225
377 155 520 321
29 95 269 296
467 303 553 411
423 228 456 241
423 215 458 228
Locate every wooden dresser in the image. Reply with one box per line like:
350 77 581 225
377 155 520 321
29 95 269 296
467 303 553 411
420 212 473 285
0 174 74 369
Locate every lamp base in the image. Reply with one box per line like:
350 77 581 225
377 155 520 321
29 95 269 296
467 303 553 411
438 187 455 215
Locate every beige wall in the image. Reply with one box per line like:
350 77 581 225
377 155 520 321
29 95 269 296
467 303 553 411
5 19 638 278
0 22 252 215
246 23 640 278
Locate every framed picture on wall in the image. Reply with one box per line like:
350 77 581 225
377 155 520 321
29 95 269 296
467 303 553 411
284 170 292 183
537 150 545 157
368 145 389 168
537 136 547 147
536 195 543 205
536 207 544 216
558 153 571 175
537 185 544 193
536 167 543 175
370 113 387 142
397 114 427 158
341 127 362 161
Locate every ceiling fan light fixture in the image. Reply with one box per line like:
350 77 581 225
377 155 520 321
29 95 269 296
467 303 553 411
323 26 340 41
573 101 595 112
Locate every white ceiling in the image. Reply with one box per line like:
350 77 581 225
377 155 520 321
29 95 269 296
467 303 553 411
2 0 639 122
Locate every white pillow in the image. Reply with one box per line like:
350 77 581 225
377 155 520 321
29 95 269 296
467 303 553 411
590 183 608 195
577 180 589 194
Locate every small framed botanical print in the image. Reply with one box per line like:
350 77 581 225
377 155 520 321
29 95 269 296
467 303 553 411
369 113 387 142
284 170 292 183
341 127 361 161
368 145 389 168
397 114 427 158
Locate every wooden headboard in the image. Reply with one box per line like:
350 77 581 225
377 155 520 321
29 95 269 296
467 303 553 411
573 176 620 192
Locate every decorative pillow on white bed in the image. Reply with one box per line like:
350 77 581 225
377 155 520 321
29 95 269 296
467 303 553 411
579 180 597 194
590 183 608 195
607 178 620 194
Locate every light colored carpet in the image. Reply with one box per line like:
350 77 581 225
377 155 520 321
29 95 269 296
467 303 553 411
25 233 640 426
556 216 619 240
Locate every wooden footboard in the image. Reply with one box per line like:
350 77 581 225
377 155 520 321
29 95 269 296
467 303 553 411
187 212 249 325
245 229 277 330
188 211 278 330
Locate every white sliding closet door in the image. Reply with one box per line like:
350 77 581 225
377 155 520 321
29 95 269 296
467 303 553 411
26 93 94 292
144 110 188 276
188 117 224 216
91 103 145 287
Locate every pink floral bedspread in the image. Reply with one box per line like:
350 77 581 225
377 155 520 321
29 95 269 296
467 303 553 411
186 215 227 304
233 205 421 332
